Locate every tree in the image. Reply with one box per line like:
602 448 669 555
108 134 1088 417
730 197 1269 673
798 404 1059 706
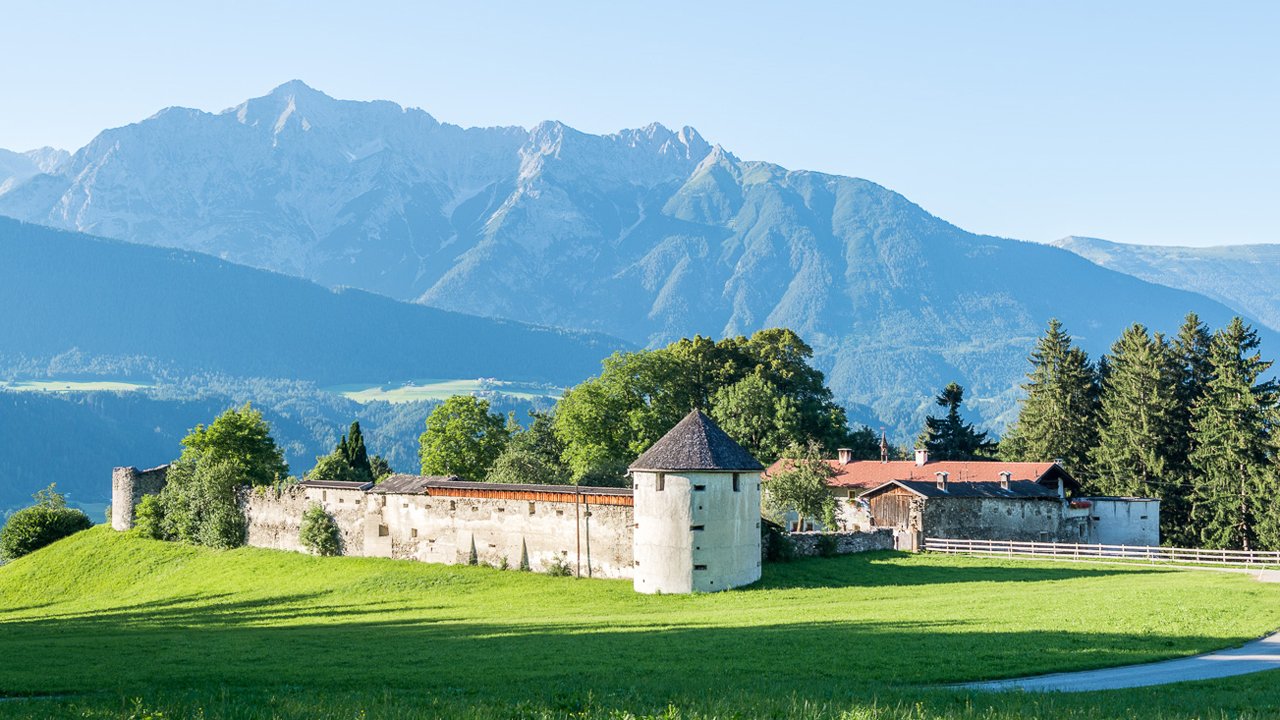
1163 312 1215 545
1001 319 1099 480
309 421 393 484
487 411 571 485
179 403 288 487
158 459 248 549
299 503 341 556
553 329 853 483
1091 325 1182 500
1188 318 1276 550
916 382 995 461
419 396 510 480
764 441 838 532
0 484 91 560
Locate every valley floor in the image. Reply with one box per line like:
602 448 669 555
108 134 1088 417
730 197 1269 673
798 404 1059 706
1 528 1279 719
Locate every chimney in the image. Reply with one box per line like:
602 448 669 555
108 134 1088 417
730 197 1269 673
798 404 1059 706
935 471 949 491
915 448 929 467
999 471 1011 489
837 448 853 465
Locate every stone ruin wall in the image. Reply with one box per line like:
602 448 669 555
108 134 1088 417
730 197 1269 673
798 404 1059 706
243 485 368 556
110 465 170 531
786 529 896 557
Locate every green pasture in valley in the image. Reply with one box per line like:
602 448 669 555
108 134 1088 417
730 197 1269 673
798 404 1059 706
1 527 1278 719
327 378 561 404
0 380 151 394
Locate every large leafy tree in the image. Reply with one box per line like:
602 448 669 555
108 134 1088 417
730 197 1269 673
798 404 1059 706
1188 318 1277 550
554 328 857 483
419 396 510 480
178 403 289 487
1000 319 1099 480
764 441 838 531
916 382 995 461
1091 325 1182 499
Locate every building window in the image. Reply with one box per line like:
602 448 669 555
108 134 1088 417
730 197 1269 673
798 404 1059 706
377 524 389 537
322 490 328 501
732 473 740 492
656 473 665 491
529 502 536 515
694 564 708 571
381 496 386 507
691 525 705 531
449 501 456 511
693 484 706 492
411 528 418 538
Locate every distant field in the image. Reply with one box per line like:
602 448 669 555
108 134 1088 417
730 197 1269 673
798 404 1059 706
1 528 1279 718
0 379 152 394
327 377 562 404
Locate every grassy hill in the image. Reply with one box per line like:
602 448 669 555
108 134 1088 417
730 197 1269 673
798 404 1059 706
1 528 1279 718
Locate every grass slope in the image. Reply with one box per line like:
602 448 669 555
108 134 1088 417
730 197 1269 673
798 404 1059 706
1 528 1279 719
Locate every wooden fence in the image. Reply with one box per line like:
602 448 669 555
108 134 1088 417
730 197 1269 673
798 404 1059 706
924 537 1280 567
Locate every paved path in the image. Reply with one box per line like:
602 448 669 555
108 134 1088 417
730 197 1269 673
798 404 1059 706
966 632 1280 692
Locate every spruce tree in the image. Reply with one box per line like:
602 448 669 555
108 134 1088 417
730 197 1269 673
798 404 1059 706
1001 319 1099 480
1091 325 1181 500
1188 318 1276 550
1162 313 1214 545
917 382 995 460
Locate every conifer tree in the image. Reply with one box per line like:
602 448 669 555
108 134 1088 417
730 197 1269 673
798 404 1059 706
1000 319 1099 480
916 382 995 460
1188 318 1276 550
1162 313 1214 545
1091 325 1181 500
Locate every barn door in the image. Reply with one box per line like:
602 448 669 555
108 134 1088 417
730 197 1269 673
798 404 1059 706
873 495 911 528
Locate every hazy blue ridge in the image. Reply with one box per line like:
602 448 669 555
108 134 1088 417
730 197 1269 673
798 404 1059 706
0 217 628 386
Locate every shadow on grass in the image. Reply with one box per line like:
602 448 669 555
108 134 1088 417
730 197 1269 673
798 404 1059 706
753 550 1168 590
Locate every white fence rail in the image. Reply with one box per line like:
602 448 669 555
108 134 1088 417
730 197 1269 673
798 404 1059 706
924 537 1280 567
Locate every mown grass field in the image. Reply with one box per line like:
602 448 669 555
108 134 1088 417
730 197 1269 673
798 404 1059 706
0 380 152 394
1 527 1279 719
326 378 561 404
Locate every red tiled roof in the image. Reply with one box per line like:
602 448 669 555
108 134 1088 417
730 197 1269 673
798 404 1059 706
765 458 1070 491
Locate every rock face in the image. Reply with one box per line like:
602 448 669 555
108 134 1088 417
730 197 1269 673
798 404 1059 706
0 81 1264 432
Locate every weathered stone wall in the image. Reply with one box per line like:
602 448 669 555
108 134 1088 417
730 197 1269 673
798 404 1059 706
243 485 368 555
110 465 169 531
922 498 1087 542
362 492 634 579
786 529 895 557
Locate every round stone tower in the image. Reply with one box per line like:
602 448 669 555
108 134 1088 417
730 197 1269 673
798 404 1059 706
629 410 764 594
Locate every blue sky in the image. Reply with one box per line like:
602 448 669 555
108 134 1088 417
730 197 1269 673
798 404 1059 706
1 1 1275 247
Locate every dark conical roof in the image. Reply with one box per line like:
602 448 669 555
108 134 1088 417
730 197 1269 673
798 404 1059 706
629 410 764 472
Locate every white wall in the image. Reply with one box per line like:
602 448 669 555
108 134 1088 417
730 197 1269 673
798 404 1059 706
1084 498 1160 546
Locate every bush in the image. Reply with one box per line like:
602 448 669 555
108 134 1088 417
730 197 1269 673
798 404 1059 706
299 503 341 556
158 459 247 550
815 533 839 558
763 522 795 563
133 495 167 540
544 555 573 577
0 484 92 560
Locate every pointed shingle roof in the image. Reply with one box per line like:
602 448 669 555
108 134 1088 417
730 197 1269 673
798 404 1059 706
629 410 764 472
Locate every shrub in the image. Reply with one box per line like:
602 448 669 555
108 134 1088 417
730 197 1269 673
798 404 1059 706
0 484 92 560
158 459 247 550
133 495 167 540
762 521 795 563
299 503 341 556
544 555 573 577
815 533 839 558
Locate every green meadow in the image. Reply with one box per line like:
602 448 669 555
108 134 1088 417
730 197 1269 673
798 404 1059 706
0 380 152 394
327 378 561 404
1 527 1278 719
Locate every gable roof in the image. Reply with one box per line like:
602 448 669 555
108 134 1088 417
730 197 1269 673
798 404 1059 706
766 458 1078 492
629 410 764 473
298 479 374 491
861 478 1061 500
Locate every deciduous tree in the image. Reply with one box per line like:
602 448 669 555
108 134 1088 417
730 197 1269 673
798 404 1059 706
419 396 510 480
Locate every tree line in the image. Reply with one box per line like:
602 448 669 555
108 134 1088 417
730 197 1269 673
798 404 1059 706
998 314 1279 550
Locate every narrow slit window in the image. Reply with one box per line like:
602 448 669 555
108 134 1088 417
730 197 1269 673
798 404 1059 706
732 473 741 492
691 524 705 531
693 484 706 492
656 473 665 491
410 528 418 538
693 564 707 571
377 524 389 537
528 502 536 515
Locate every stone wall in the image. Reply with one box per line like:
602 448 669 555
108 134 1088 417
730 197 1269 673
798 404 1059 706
362 491 634 579
922 497 1087 542
110 465 170 531
1084 498 1161 546
243 484 368 555
780 529 895 557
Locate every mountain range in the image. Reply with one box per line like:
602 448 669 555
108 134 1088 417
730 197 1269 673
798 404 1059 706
0 81 1273 433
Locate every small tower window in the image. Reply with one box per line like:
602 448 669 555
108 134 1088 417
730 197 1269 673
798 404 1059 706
732 473 741 492
656 473 665 491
